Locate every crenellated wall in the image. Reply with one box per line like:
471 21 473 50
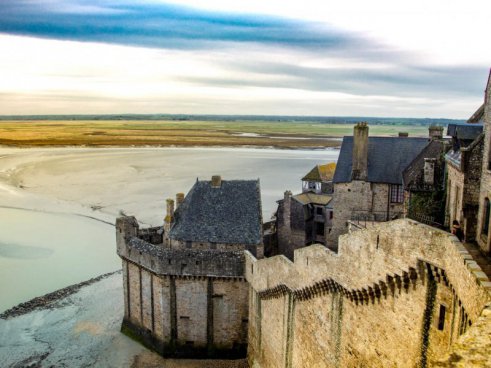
246 219 491 368
116 216 249 358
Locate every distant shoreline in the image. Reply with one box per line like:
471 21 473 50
0 119 433 149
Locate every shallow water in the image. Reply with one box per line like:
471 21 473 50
0 208 117 312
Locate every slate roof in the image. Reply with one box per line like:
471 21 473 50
292 193 332 206
402 140 449 190
333 137 430 185
301 163 336 182
447 124 483 141
168 179 262 245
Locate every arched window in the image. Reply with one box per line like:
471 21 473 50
483 198 490 235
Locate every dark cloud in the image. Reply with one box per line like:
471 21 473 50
0 0 355 50
177 61 489 100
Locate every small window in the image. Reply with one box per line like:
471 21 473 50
437 305 446 330
483 198 490 235
390 184 404 203
316 207 323 215
329 211 333 219
316 222 325 236
488 136 491 169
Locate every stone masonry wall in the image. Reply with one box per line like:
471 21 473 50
122 258 248 358
246 219 491 368
117 217 249 358
477 77 491 253
276 194 308 260
328 181 403 248
446 136 483 241
446 163 464 226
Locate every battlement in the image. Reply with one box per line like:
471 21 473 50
119 236 244 278
247 219 490 318
245 219 491 368
137 226 163 245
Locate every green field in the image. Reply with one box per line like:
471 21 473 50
0 120 434 148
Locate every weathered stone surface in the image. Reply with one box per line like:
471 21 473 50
246 219 491 368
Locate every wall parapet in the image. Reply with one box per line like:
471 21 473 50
246 219 490 322
120 236 244 278
254 259 445 306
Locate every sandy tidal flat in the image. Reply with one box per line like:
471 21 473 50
0 146 337 311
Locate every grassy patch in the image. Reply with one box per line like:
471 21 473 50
0 120 430 148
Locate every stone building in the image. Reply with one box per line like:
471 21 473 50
301 162 336 194
276 191 332 259
402 132 449 226
327 123 429 249
276 164 335 259
116 176 263 358
476 72 491 254
444 120 483 241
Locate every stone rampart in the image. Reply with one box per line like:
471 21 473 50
116 217 248 359
119 236 244 278
246 219 491 368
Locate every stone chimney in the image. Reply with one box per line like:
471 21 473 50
211 175 222 188
424 158 436 185
283 190 292 234
429 126 443 140
176 193 185 208
165 198 174 224
398 132 409 137
351 122 369 181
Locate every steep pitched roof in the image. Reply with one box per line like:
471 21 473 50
169 179 262 245
403 140 448 189
302 163 336 182
292 192 332 206
333 136 429 185
447 124 483 141
467 103 485 124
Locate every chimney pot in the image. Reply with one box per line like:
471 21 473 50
428 126 443 140
211 175 222 188
165 198 174 224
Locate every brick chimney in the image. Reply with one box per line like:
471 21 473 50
428 126 443 140
351 122 369 181
211 175 222 188
176 193 185 208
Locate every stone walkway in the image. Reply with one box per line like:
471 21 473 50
463 242 491 279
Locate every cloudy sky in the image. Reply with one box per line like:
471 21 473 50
0 0 490 118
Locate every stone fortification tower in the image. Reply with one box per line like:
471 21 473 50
116 176 263 358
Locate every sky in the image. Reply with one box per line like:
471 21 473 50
0 0 490 118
